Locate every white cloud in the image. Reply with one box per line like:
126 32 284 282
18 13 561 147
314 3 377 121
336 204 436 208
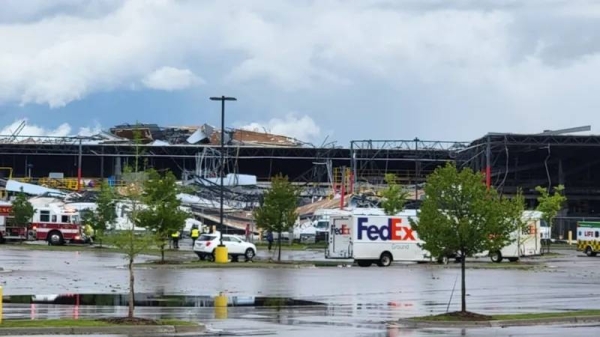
142 66 204 91
238 114 321 143
0 118 102 137
4 1 600 140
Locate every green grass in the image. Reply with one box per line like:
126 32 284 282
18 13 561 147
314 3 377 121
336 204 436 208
135 259 343 269
0 243 189 258
0 318 194 328
413 310 600 322
493 310 600 320
440 262 539 270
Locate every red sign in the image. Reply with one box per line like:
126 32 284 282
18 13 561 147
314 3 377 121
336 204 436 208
0 206 11 215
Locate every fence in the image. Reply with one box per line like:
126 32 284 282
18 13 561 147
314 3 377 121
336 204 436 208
553 217 600 241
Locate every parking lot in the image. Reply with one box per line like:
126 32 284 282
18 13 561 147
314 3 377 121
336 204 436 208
0 245 597 336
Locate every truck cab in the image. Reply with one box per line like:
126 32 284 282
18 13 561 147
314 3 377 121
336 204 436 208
29 202 84 245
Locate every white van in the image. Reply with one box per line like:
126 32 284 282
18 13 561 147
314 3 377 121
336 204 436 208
477 211 543 263
326 210 450 267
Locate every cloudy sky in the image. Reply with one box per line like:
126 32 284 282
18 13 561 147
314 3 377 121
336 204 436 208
0 0 598 145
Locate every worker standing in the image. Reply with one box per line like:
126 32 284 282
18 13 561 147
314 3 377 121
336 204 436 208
171 231 180 249
190 226 199 247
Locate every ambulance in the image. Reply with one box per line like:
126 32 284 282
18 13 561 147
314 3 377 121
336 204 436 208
325 210 452 267
576 221 600 257
477 210 543 263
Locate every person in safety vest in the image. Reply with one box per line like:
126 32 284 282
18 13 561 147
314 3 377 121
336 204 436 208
191 226 199 247
84 224 94 244
171 231 180 249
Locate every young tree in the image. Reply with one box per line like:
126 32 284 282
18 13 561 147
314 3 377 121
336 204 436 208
107 221 154 319
90 182 118 247
535 185 567 253
410 163 524 315
137 169 189 262
106 151 152 319
11 188 34 239
380 173 408 215
253 174 299 261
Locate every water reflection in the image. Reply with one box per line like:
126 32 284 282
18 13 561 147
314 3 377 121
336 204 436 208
4 293 325 308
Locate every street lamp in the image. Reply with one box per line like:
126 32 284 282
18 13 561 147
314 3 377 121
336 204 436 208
210 96 237 264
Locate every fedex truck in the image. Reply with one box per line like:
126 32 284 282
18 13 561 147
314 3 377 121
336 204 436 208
475 211 543 263
326 211 452 267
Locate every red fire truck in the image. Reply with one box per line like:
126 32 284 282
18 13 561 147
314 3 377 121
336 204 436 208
0 202 26 243
0 199 87 245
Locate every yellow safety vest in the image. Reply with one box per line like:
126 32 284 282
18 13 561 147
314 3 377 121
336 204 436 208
191 229 199 238
171 231 180 238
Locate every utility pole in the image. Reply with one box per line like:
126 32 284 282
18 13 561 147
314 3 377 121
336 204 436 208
210 95 237 264
77 137 83 192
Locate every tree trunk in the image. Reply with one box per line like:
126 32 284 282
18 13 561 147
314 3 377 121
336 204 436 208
160 243 165 263
461 251 466 313
128 258 135 318
277 230 282 262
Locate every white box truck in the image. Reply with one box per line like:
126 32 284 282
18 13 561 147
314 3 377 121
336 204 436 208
476 210 543 263
326 210 454 267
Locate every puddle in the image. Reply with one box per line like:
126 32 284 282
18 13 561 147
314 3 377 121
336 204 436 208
4 293 325 308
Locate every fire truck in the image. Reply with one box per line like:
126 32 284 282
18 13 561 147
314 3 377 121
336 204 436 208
0 197 87 245
0 201 26 243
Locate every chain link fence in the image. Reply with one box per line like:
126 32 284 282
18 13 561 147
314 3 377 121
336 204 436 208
553 217 600 241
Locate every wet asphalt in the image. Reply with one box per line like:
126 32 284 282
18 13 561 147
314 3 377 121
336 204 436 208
0 244 599 336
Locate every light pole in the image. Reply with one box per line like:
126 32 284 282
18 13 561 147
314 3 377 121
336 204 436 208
210 95 236 263
77 137 83 192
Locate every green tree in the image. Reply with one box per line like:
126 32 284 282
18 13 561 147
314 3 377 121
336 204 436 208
11 187 34 228
535 185 567 253
137 169 189 262
90 182 118 247
105 151 152 319
253 174 299 261
380 173 408 215
410 163 524 314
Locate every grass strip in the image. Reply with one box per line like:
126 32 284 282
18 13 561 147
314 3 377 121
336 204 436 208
0 318 195 328
0 243 188 257
412 309 600 322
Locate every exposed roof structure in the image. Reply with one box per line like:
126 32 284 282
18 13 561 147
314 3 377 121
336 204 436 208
108 123 306 147
0 122 308 148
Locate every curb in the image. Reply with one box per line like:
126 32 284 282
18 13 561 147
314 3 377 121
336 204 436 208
0 324 205 335
396 315 600 328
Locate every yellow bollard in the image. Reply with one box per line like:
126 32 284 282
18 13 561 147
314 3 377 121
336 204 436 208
568 231 573 245
0 286 3 324
214 293 228 319
214 245 229 264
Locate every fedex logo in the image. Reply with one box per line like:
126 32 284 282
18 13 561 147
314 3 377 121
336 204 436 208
332 224 350 235
357 217 416 241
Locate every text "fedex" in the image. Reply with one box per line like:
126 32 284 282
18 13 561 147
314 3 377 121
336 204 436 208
357 217 416 241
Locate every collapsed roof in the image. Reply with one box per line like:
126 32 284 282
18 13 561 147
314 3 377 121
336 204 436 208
108 123 306 147
0 122 308 147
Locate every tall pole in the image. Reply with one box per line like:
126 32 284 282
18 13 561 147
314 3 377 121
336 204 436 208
219 97 225 246
414 138 419 201
485 136 491 190
77 138 82 192
210 96 237 251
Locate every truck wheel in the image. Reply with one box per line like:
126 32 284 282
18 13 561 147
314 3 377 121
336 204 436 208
490 251 503 263
48 231 64 246
586 246 597 257
357 260 372 267
377 252 393 267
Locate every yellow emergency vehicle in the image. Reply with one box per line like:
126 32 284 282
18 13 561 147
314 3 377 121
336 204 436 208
577 221 600 257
